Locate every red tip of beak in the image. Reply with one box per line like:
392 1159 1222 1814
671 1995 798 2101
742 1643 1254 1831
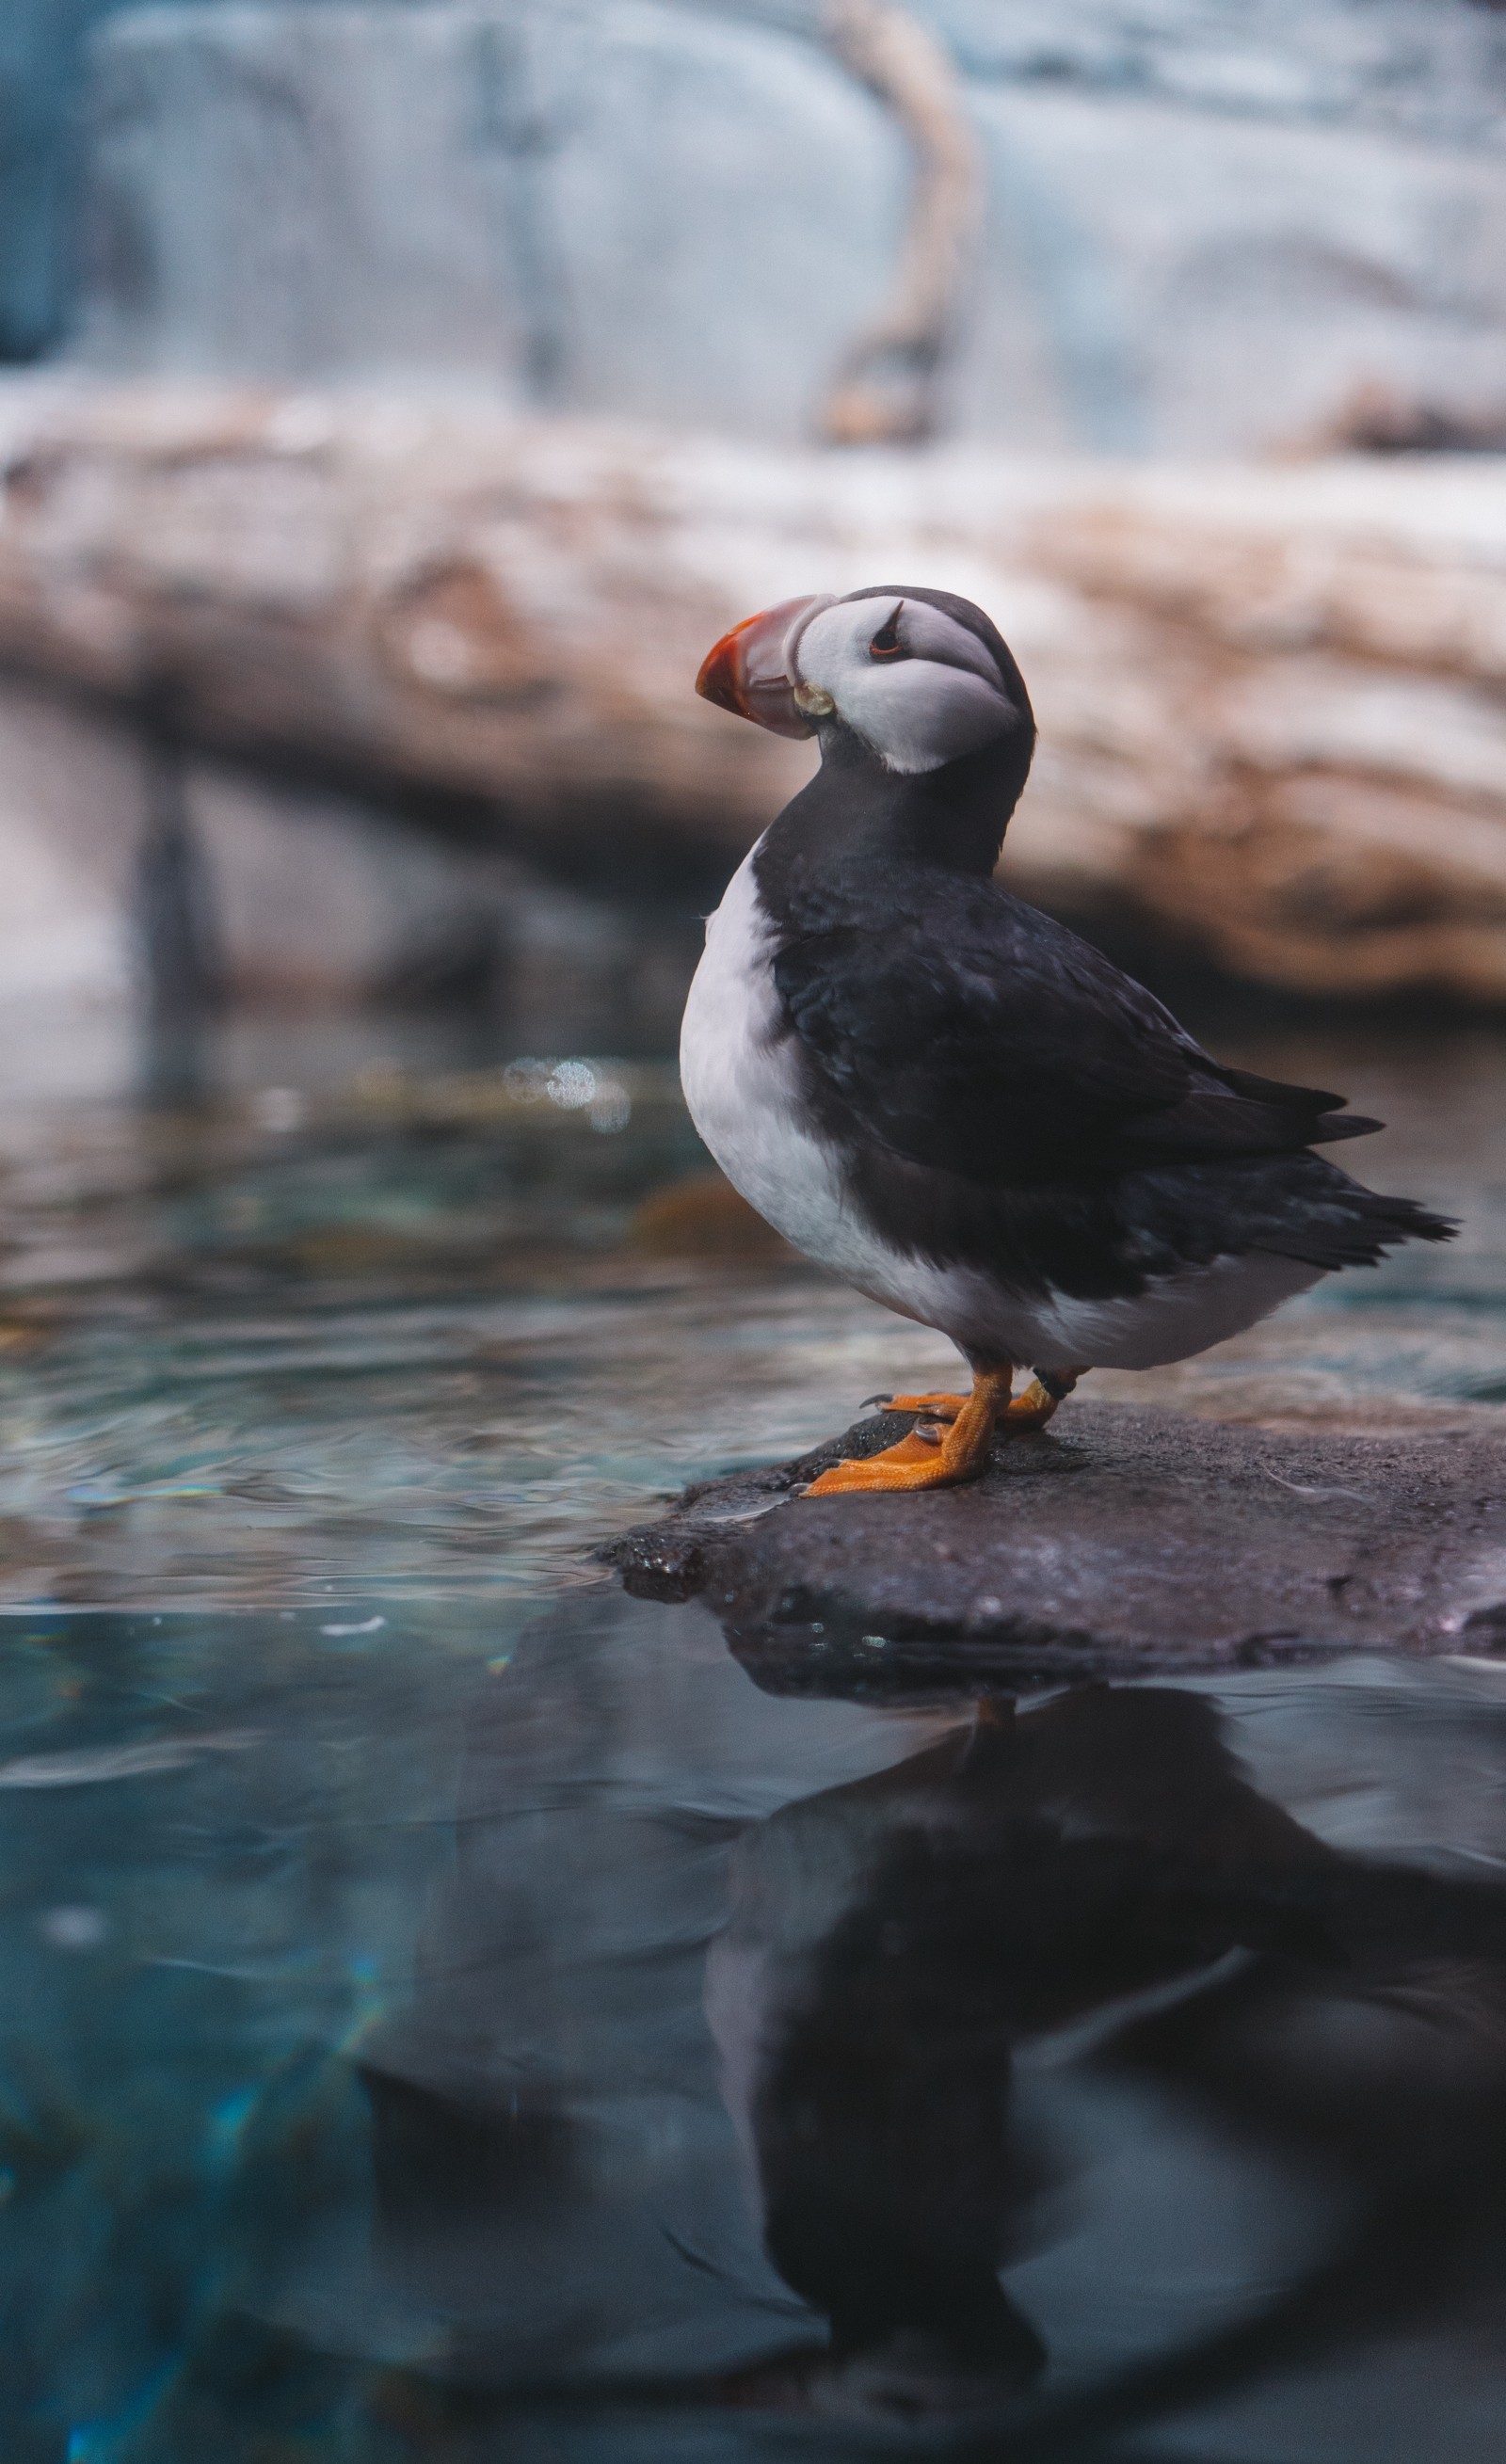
695 612 764 721
695 595 833 741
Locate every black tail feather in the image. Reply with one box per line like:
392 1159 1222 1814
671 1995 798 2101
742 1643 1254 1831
1255 1189 1458 1272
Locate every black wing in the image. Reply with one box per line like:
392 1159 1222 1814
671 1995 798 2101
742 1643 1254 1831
773 893 1378 1185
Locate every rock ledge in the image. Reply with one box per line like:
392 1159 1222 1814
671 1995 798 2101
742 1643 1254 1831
602 1403 1506 1692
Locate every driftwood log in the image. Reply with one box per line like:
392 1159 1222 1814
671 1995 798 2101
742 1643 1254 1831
3 379 1506 998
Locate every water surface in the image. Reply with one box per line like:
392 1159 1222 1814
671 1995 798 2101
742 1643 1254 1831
1 994 1502 2462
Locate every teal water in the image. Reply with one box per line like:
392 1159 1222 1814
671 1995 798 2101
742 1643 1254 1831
1 994 1503 2462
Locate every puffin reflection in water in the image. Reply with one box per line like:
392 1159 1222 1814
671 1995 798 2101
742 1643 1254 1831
681 587 1454 1494
705 1682 1506 2424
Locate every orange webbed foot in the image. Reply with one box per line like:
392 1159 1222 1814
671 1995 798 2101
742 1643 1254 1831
805 1368 1088 1498
803 1425 964 1496
804 1368 1015 1497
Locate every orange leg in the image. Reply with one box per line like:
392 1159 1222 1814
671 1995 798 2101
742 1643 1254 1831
804 1366 1017 1496
1000 1369 1084 1431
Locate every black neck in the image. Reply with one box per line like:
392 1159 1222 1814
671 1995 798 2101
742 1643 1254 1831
753 719 1034 925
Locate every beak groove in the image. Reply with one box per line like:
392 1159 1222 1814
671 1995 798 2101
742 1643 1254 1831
696 594 833 740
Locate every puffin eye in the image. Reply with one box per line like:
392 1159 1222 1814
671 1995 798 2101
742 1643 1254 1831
868 613 905 660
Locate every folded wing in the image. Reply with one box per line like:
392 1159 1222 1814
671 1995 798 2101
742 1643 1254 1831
773 895 1379 1186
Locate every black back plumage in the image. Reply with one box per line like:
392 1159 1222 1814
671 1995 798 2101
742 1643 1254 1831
774 889 1377 1184
753 671 1455 1303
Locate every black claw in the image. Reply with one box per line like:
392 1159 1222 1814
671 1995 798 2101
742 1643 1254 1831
860 1392 895 1410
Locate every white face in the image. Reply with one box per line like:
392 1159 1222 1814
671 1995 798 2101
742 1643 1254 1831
791 595 1017 776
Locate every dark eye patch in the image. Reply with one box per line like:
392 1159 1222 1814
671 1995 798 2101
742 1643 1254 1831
869 609 905 660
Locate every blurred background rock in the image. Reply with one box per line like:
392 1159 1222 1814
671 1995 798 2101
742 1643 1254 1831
4 0 1506 1016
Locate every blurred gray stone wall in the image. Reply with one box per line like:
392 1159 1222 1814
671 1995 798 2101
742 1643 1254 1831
11 0 1506 447
75 3 907 436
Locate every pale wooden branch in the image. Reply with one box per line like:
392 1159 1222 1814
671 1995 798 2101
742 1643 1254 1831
820 0 983 445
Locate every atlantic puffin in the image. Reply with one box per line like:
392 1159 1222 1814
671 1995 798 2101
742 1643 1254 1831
681 585 1455 1496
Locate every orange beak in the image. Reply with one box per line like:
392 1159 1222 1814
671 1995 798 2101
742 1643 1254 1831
695 594 833 740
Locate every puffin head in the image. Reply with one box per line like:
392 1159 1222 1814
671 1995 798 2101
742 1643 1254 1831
696 584 1033 778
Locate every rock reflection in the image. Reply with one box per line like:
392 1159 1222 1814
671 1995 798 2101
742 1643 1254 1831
366 1594 1506 2449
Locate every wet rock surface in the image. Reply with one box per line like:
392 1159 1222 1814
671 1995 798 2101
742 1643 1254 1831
604 1401 1506 1692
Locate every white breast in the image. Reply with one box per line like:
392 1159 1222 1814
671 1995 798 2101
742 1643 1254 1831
680 842 861 1273
681 843 942 1324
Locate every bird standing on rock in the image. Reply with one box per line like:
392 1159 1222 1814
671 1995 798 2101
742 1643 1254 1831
681 586 1455 1496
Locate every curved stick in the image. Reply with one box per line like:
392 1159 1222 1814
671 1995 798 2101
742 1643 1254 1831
820 0 983 446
